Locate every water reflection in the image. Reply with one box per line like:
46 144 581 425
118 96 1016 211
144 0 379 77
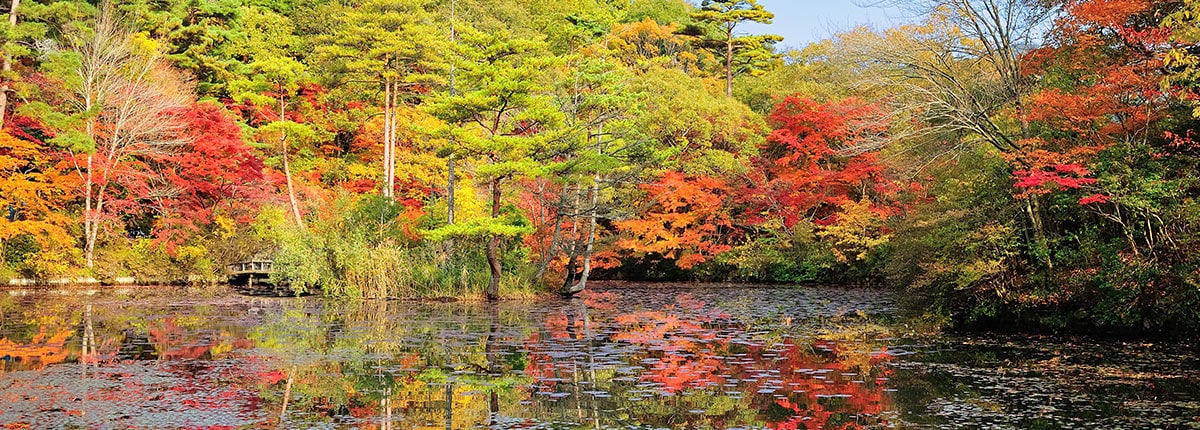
1 287 1197 428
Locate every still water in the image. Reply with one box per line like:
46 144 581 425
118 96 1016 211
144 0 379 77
1 285 1197 429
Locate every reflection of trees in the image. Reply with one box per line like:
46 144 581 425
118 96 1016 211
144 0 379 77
246 299 535 429
521 291 896 429
0 327 72 371
0 294 82 374
0 292 273 427
3 290 903 428
486 303 500 423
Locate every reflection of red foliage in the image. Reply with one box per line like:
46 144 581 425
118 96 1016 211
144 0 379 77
523 331 561 392
525 292 895 428
577 290 619 310
643 353 727 393
347 405 376 419
545 314 580 340
149 318 214 360
763 342 894 430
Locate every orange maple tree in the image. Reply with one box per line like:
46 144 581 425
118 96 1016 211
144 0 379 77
1015 0 1176 204
615 171 737 269
0 130 74 251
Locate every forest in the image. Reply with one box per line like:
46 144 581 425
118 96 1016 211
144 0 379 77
1 0 1199 332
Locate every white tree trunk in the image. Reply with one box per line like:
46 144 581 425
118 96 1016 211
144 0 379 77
571 131 604 295
280 100 303 228
84 154 95 268
72 9 188 269
387 80 397 197
382 79 393 198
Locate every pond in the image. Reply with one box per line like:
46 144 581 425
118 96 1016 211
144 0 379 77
1 284 1198 429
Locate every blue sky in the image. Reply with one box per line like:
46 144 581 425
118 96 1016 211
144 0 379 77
737 1 905 49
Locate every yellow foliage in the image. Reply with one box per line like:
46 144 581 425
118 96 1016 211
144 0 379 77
129 32 161 55
818 198 892 263
345 162 375 182
176 245 208 261
354 106 454 201
214 214 237 240
598 18 714 75
423 177 489 224
0 131 74 249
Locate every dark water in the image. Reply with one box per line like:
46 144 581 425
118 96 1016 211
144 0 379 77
1 285 1197 429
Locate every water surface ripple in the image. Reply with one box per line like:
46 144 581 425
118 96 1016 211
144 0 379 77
1 285 1197 428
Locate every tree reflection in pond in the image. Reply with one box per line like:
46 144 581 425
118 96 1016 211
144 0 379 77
1 286 1198 428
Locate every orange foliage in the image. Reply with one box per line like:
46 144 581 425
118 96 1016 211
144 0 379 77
0 328 73 370
615 172 736 269
0 130 74 247
1017 0 1172 201
517 179 576 278
1067 0 1153 29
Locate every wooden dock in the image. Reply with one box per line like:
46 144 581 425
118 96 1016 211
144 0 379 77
227 259 292 296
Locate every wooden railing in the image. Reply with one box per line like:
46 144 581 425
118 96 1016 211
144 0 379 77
228 260 275 275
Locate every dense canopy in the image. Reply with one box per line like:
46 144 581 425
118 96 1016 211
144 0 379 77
1 0 1199 331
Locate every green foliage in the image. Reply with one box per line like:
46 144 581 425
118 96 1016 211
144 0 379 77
686 0 783 96
1164 0 1200 117
710 224 837 284
1 234 78 281
262 196 541 299
884 148 1025 321
423 205 533 241
631 66 762 175
620 0 692 25
5 0 1199 335
734 43 846 114
312 0 445 100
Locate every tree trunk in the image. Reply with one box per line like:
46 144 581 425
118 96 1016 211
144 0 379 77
562 253 578 290
382 79 393 198
280 367 294 421
281 100 303 228
82 77 96 268
443 380 453 430
282 140 303 228
381 387 392 430
574 174 600 294
485 304 500 422
533 205 565 280
84 154 95 268
444 153 456 257
386 80 397 197
486 177 502 301
561 185 584 288
447 154 455 226
85 193 102 271
82 304 95 379
446 1 457 231
0 0 18 129
725 27 733 98
569 132 603 296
